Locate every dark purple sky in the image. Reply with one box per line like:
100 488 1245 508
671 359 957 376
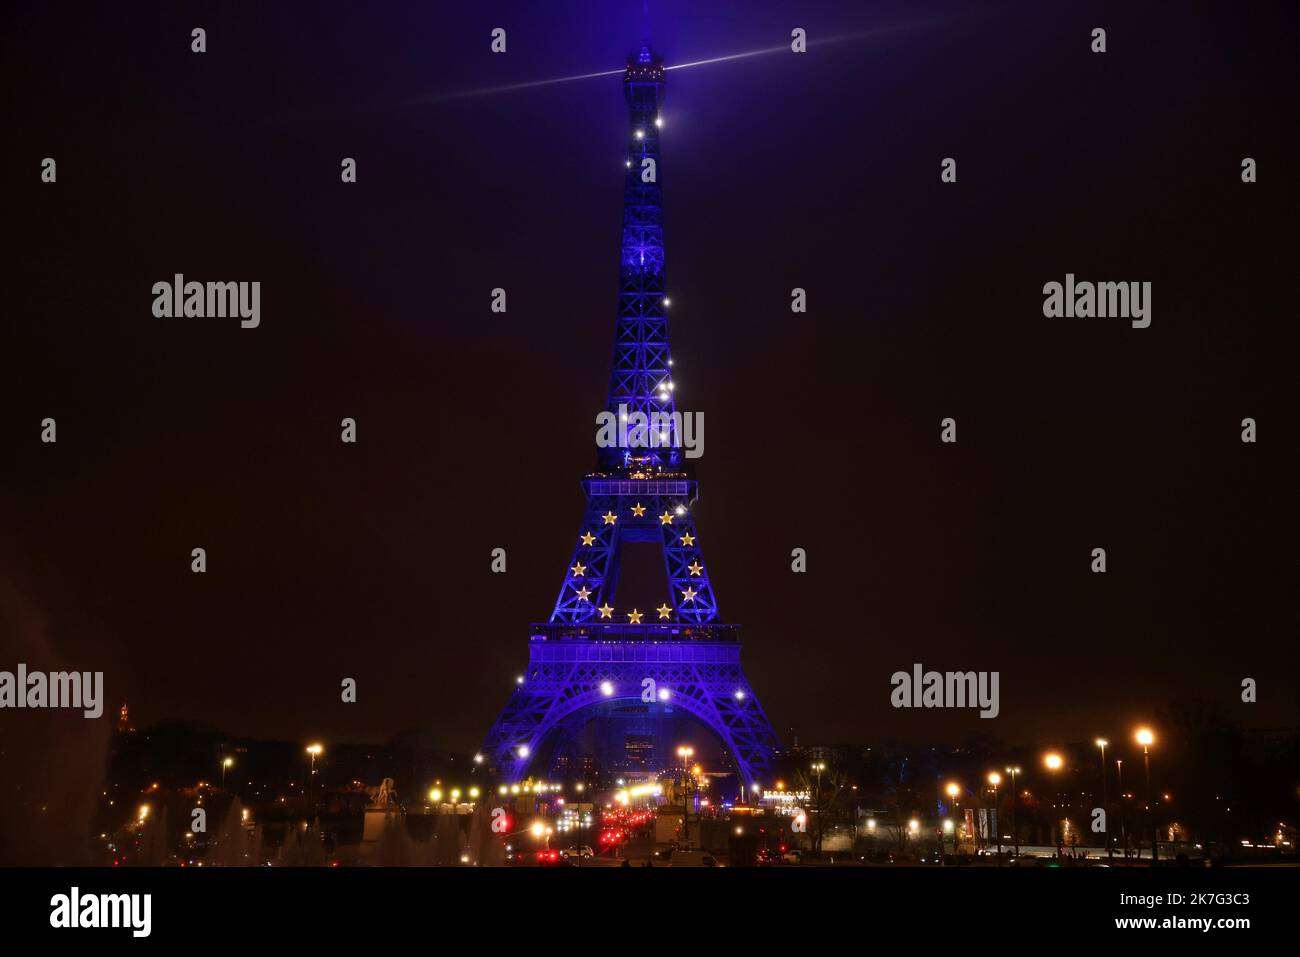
2 0 1296 759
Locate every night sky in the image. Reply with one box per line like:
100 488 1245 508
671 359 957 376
2 0 1297 770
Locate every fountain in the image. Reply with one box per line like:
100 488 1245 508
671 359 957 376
208 797 250 865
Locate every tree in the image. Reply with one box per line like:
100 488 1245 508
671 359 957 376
793 767 854 856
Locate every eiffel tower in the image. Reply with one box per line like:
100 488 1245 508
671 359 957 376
480 43 780 790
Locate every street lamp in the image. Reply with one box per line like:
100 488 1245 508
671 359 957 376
987 772 1003 861
1117 758 1129 862
1136 727 1156 863
1095 738 1111 859
1043 753 1065 856
305 744 323 807
221 756 234 790
944 782 961 859
811 762 826 855
1005 766 1022 858
676 746 694 847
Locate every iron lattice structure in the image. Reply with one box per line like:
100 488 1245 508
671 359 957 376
481 45 780 788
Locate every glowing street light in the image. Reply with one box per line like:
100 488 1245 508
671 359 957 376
1136 727 1157 862
1042 752 1067 856
987 772 1003 861
677 745 695 846
1005 766 1022 858
305 744 324 805
1095 738 1112 859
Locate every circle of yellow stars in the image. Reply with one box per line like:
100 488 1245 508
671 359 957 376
568 503 706 622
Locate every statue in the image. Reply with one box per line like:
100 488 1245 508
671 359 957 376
360 777 402 862
366 778 396 808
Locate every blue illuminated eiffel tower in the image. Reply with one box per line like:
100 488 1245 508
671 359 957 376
480 45 780 789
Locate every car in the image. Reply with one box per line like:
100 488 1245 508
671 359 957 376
560 846 594 860
598 829 626 849
756 848 781 866
535 849 563 866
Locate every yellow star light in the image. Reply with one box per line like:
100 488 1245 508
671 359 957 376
580 532 596 546
656 603 673 620
687 561 703 576
602 512 617 525
680 532 695 546
659 511 674 525
575 586 591 601
627 609 644 624
597 603 614 619
630 503 646 517
570 562 586 577
681 587 697 602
